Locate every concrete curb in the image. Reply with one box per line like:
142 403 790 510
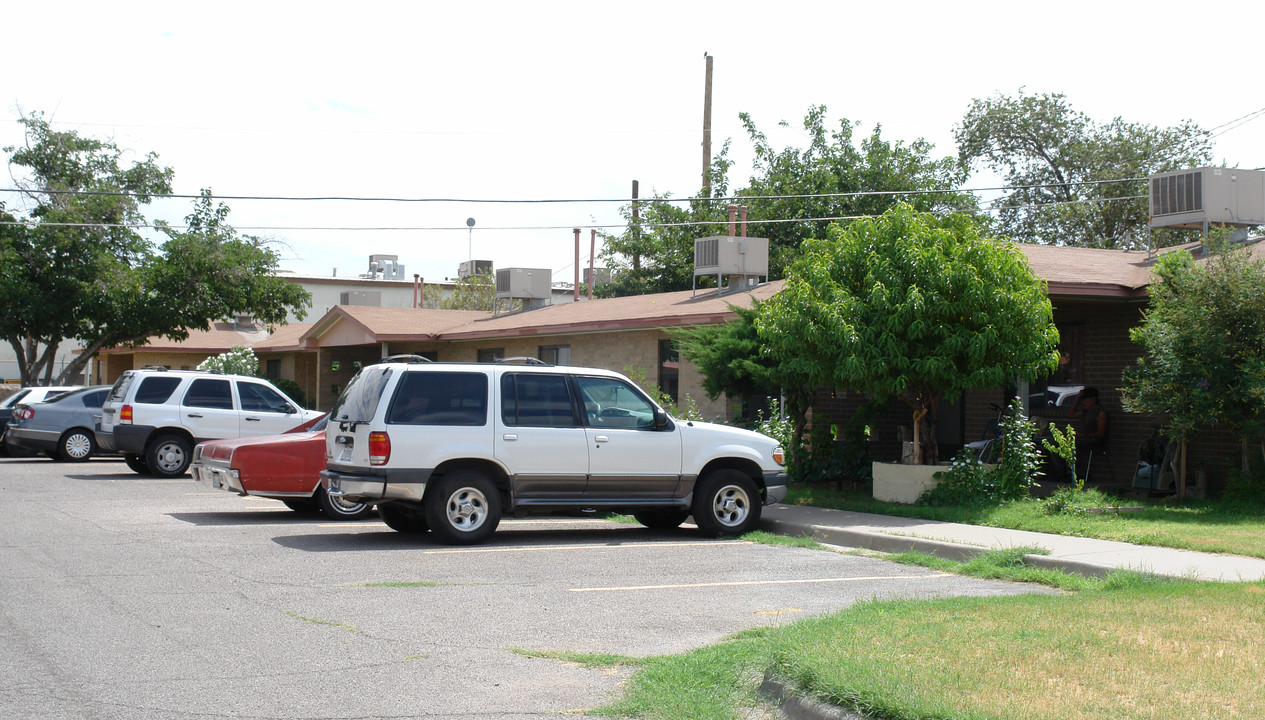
758 673 868 720
758 516 1117 578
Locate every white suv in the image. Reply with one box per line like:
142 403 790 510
97 368 321 477
320 358 788 545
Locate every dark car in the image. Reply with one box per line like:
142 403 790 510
3 386 111 461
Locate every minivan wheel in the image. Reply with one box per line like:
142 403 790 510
147 435 192 478
425 470 501 545
317 486 373 520
378 502 430 533
59 429 96 462
692 469 761 537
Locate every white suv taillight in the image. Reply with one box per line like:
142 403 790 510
369 432 391 466
119 405 134 424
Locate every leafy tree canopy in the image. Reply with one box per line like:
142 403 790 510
956 89 1214 249
736 105 975 276
757 203 1060 464
599 107 974 295
1122 237 1265 472
1 113 310 385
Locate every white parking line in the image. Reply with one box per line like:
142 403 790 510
416 541 720 555
569 573 954 592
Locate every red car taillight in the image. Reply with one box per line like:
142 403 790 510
119 405 133 424
369 432 391 466
16 408 33 421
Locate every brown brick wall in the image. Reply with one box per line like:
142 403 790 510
811 298 1246 493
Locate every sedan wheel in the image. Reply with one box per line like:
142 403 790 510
59 429 96 462
316 486 373 520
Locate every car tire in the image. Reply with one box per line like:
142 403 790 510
124 453 150 475
58 429 96 462
632 509 690 530
378 502 429 534
424 470 501 545
692 469 761 537
316 486 373 521
282 498 320 513
147 434 192 478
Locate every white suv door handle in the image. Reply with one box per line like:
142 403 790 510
503 434 518 441
186 413 203 418
245 417 261 422
595 435 609 443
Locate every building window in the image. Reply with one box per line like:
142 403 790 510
658 339 679 404
538 345 570 366
265 359 281 379
477 348 505 363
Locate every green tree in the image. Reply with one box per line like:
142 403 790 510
1 113 310 385
672 302 812 458
737 106 975 277
757 203 1060 465
598 149 734 296
955 90 1214 249
1122 238 1265 482
422 274 524 311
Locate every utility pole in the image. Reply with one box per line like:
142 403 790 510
631 179 641 272
701 53 713 196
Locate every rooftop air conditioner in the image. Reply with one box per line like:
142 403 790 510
1149 167 1265 231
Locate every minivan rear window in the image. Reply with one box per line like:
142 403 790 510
387 372 487 426
330 367 393 424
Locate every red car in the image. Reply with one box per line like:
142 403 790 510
190 414 372 520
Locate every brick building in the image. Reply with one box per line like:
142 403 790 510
95 237 1265 495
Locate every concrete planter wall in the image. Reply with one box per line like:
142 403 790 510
872 461 944 504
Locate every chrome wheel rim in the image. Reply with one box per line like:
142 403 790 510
64 433 92 459
328 494 366 516
711 484 751 528
445 486 488 532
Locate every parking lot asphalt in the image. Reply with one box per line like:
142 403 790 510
1 456 1049 719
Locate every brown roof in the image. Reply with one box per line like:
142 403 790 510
1019 244 1157 298
98 321 271 355
250 323 314 353
294 283 782 346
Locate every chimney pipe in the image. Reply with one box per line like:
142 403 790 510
740 205 748 237
573 228 581 302
728 204 738 236
589 229 596 301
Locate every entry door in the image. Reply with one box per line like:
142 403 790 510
574 376 682 500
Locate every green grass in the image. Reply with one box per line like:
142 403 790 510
508 648 640 668
787 485 1265 558
600 580 1265 720
739 530 825 550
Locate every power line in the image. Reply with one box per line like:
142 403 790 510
0 195 1150 233
0 176 1147 206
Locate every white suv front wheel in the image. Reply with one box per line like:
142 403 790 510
425 470 501 545
692 469 761 537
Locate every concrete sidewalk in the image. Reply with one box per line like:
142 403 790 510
759 504 1265 582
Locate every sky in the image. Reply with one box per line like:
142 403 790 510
4 1 1264 287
